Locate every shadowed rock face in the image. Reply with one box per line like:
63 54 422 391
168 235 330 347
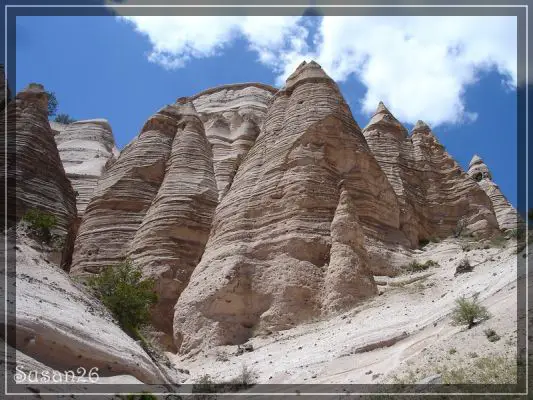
5 84 78 267
70 103 217 342
363 106 500 244
53 119 120 216
468 155 520 231
172 61 407 354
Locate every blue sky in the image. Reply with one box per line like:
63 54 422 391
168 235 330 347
14 15 522 211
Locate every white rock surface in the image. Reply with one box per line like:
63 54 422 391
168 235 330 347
6 227 174 385
54 119 119 216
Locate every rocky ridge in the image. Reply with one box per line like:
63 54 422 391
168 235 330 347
10 62 522 366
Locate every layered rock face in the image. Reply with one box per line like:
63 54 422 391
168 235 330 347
173 61 407 353
70 102 217 339
467 155 520 231
5 84 77 266
189 83 277 199
363 105 499 244
53 119 120 216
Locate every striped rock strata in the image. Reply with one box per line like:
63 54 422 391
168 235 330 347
363 103 499 245
467 155 520 231
188 83 277 200
53 119 120 216
70 102 217 341
5 84 77 267
173 61 409 353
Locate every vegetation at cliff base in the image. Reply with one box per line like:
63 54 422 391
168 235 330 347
22 208 57 242
88 260 157 335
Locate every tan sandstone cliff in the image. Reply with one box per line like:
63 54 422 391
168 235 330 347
362 103 500 245
172 61 411 354
5 84 78 267
52 119 120 216
189 83 277 199
467 154 520 231
70 102 218 347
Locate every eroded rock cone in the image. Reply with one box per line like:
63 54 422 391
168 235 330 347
4 83 77 268
173 60 406 354
467 154 522 231
363 107 500 245
71 102 218 346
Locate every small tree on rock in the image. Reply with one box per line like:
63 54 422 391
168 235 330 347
88 260 157 337
451 295 490 329
54 113 76 124
45 90 58 116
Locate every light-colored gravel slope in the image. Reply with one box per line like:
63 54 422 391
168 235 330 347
172 237 525 388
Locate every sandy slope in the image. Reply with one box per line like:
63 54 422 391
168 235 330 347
172 237 525 388
4 227 180 389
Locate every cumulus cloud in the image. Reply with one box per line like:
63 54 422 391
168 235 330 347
314 16 517 126
119 16 308 70
120 15 517 127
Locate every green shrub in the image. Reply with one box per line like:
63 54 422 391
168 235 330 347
484 328 501 342
22 209 57 241
418 239 430 248
507 228 525 241
54 113 77 124
440 355 516 384
88 260 157 335
118 393 158 400
230 364 256 388
45 90 58 116
404 259 439 273
450 296 490 329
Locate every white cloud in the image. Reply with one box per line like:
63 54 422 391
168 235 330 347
314 16 517 126
119 16 308 71
120 15 517 127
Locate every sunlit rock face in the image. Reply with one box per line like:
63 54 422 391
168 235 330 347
53 119 120 216
5 84 78 267
467 154 521 231
70 102 217 346
172 61 409 354
189 83 277 200
363 105 500 246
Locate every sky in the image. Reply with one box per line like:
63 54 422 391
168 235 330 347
13 13 522 212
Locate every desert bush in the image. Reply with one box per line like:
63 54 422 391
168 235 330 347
453 219 467 238
192 374 218 397
22 209 57 242
418 239 430 248
405 259 439 273
230 364 256 388
54 113 77 124
484 328 501 342
440 355 516 384
118 393 158 400
450 296 490 329
88 259 157 336
45 90 58 116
